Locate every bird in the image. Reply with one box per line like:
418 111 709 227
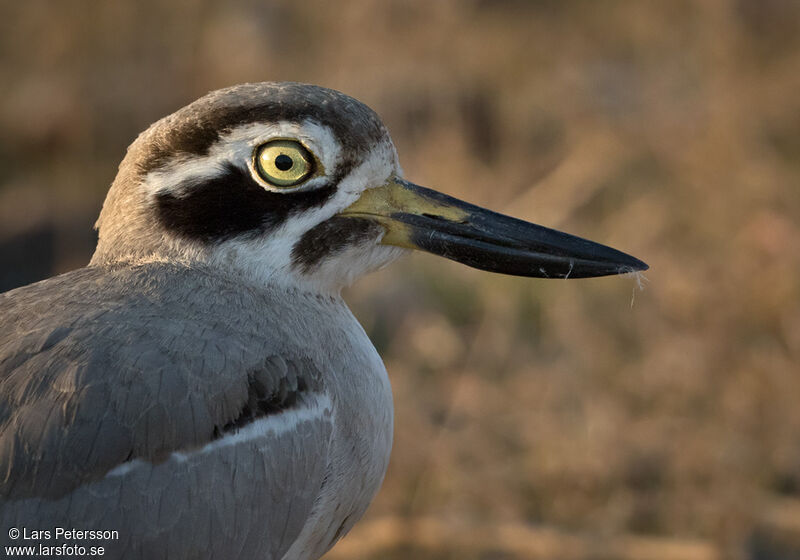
0 82 647 559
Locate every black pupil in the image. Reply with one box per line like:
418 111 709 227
275 154 294 171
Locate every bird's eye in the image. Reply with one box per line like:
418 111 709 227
255 140 314 187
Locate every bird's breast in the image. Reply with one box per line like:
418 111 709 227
282 298 394 560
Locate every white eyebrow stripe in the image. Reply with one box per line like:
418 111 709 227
140 121 341 197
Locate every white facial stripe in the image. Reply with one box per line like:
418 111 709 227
140 121 342 197
135 116 402 293
206 143 402 293
105 393 333 478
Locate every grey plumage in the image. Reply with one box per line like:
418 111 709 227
0 80 646 560
0 263 392 559
0 82 402 559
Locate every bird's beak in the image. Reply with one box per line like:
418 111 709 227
338 177 648 278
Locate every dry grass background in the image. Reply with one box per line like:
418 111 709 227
1 1 799 558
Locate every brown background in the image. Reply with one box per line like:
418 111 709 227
2 1 799 558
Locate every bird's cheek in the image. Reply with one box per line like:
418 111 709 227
294 241 407 291
290 216 390 275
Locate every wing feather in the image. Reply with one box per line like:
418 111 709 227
1 264 337 558
0 264 333 504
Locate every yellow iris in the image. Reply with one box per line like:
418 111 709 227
255 140 314 187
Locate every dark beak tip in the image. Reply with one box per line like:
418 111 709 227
620 257 648 273
611 255 649 276
571 253 648 279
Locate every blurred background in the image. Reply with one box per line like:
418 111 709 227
2 1 799 558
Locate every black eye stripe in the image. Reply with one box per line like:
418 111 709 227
154 163 344 243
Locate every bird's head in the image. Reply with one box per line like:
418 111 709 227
93 82 646 293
